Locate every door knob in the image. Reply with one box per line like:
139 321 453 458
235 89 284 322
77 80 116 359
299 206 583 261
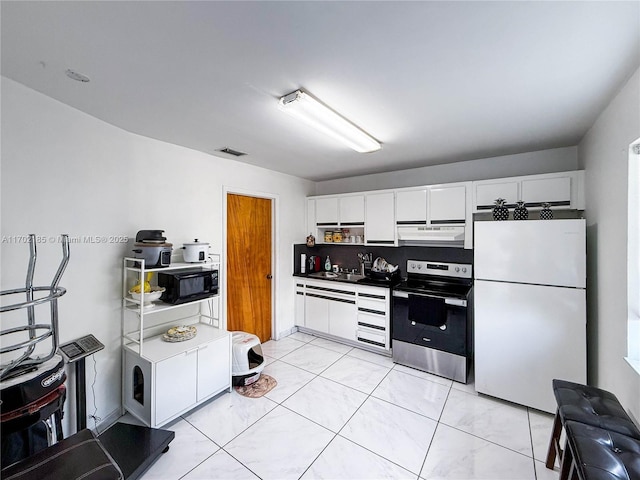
266 274 273 279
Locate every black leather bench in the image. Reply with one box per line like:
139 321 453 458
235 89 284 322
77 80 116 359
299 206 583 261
546 379 640 470
561 421 640 480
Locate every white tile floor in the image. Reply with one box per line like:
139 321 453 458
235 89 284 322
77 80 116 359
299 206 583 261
133 333 560 480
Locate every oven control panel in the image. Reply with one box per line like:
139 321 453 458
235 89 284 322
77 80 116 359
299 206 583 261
406 260 472 279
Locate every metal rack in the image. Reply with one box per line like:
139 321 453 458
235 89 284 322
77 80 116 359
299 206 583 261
0 234 70 381
121 257 220 358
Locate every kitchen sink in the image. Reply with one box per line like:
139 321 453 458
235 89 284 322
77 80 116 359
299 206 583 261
338 273 366 282
308 271 339 279
307 271 366 283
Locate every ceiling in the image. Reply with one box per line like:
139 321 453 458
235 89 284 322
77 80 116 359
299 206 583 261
2 1 639 181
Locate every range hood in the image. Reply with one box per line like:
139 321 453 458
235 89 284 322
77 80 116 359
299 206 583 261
397 225 465 246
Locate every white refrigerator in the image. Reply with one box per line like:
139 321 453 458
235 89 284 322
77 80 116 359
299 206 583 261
473 219 586 413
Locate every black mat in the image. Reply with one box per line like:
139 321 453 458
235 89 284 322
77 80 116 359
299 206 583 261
99 422 174 480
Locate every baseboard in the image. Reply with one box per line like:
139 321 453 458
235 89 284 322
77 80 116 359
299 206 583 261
91 407 122 435
276 326 297 340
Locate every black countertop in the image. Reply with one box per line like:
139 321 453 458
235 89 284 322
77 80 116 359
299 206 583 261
293 272 401 288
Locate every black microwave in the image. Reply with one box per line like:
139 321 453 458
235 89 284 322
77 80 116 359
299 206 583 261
158 268 218 305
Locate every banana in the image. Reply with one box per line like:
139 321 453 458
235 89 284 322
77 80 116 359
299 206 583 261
132 272 153 294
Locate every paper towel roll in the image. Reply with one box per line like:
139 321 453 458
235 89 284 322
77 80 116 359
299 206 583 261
301 253 306 273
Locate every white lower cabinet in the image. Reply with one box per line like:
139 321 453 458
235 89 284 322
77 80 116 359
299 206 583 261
356 285 390 351
305 294 329 333
123 325 231 428
297 279 389 353
294 282 306 327
328 296 357 341
197 340 231 402
155 349 198 425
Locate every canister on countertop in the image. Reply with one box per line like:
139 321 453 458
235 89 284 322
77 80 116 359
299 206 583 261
332 231 343 243
324 231 333 243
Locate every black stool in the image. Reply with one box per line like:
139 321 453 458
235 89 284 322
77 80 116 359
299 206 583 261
560 421 640 480
546 379 640 470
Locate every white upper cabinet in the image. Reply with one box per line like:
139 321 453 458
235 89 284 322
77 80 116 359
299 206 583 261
521 176 571 207
306 199 316 235
428 184 467 224
315 197 339 225
306 170 584 248
473 171 584 212
365 192 396 245
474 180 520 210
339 195 365 225
395 189 427 224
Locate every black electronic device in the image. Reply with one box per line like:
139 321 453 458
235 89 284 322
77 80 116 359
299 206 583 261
59 335 104 363
58 334 105 432
158 268 218 304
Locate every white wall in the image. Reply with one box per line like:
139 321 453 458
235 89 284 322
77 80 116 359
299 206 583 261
0 77 314 433
578 67 640 421
315 146 578 195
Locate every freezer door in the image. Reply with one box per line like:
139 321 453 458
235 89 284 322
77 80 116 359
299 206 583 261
474 280 586 413
474 219 586 288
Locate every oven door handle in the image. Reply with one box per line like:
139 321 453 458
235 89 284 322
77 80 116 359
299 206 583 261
393 290 467 307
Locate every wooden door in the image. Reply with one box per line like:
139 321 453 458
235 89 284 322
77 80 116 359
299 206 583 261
226 194 272 342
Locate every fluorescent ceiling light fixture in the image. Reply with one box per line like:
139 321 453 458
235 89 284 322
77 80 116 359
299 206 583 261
278 90 381 153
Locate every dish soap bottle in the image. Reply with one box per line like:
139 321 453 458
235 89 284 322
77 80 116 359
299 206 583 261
325 256 331 271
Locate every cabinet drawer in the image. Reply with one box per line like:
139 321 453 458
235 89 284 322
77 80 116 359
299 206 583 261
357 310 387 330
358 297 387 313
356 327 387 349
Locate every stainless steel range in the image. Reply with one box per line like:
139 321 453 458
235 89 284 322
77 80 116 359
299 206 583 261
392 260 473 383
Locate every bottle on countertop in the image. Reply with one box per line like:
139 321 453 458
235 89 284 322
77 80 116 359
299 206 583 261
325 256 331 271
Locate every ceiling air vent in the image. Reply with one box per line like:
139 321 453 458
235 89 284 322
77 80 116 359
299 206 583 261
216 147 247 157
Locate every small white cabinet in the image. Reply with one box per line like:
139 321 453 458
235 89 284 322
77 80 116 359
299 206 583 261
475 179 519 209
339 195 365 225
521 176 571 206
428 184 467 224
395 189 427 224
365 192 396 245
305 293 329 333
121 258 230 428
329 300 357 341
197 341 231 402
316 197 339 225
124 326 230 427
155 348 197 425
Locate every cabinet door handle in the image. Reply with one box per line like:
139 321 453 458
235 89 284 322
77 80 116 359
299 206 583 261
266 274 273 280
